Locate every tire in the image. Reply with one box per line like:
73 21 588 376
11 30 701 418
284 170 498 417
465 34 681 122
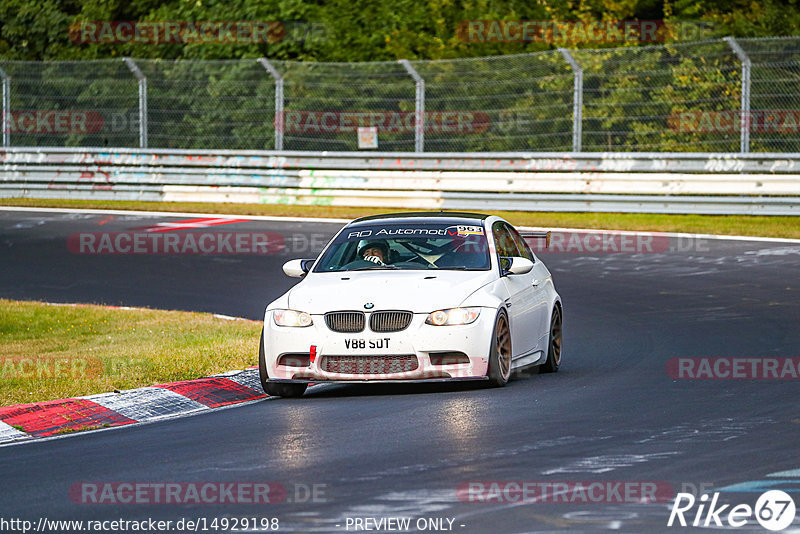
258 328 308 398
540 305 562 373
487 310 512 387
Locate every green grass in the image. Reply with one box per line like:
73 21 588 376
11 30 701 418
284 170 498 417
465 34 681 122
2 198 799 239
54 424 108 435
0 299 262 407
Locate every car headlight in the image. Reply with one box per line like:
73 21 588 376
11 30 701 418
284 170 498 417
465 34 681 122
425 307 481 326
273 309 313 327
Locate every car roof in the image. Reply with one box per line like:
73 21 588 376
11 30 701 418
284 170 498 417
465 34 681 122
350 211 490 227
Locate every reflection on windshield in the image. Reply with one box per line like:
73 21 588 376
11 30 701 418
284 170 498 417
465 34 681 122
313 223 491 272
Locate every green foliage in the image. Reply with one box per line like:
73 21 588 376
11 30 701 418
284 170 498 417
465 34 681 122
2 0 798 62
2 1 799 152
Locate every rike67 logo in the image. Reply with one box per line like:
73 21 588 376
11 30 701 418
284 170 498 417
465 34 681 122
668 490 796 531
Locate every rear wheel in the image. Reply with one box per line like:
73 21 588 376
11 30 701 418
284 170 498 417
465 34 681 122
540 305 562 373
487 310 512 387
259 328 308 398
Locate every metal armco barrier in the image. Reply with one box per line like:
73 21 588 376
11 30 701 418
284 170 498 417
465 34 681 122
2 148 799 215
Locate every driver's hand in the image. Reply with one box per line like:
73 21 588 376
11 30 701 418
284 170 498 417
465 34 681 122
363 255 385 265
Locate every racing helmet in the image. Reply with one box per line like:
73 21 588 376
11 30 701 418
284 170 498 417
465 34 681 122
358 240 389 259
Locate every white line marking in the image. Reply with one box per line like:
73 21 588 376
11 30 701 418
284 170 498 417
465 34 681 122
39 301 257 323
0 206 350 224
517 225 800 245
213 313 257 322
2 205 798 243
768 469 800 477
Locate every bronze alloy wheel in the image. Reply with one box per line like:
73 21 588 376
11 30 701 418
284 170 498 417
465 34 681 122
488 311 512 386
541 305 562 373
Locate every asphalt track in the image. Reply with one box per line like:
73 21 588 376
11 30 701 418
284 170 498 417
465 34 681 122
1 208 800 533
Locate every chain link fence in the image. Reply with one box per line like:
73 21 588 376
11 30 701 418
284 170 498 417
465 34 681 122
1 36 799 152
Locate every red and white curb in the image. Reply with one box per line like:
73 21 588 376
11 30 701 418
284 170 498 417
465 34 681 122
0 368 267 445
0 300 269 446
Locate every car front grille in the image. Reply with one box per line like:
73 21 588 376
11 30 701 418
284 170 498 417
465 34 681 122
369 310 413 332
320 355 419 375
324 311 365 333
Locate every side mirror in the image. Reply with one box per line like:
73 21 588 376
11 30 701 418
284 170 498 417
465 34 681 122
283 259 314 278
501 256 534 276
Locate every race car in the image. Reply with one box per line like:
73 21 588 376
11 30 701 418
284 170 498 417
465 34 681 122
259 212 562 397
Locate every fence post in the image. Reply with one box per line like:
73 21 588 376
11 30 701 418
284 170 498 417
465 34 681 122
399 59 425 152
558 48 583 153
0 65 9 148
724 37 751 154
258 58 284 151
122 58 148 148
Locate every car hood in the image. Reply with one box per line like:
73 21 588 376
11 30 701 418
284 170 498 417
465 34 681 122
287 270 495 314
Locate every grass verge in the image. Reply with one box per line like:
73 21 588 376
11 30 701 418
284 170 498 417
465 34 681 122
0 299 262 407
2 198 799 239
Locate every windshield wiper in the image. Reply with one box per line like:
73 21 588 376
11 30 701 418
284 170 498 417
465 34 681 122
351 264 400 271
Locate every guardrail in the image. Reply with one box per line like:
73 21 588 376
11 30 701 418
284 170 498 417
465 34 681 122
2 147 799 215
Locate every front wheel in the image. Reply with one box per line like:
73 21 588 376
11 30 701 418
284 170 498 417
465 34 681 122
487 310 512 387
259 328 308 398
540 305 562 373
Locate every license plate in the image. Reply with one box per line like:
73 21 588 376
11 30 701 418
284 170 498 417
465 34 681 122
344 338 391 350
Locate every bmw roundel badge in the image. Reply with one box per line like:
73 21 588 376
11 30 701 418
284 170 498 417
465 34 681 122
364 302 375 309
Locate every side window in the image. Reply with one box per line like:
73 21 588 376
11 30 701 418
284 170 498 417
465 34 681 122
492 221 521 258
508 225 535 262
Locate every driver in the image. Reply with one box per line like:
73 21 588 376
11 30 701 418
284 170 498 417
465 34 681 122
358 240 390 265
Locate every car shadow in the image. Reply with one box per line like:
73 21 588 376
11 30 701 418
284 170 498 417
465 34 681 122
301 380 490 398
295 367 545 398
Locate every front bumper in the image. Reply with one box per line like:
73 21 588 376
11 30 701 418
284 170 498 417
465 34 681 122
263 309 495 382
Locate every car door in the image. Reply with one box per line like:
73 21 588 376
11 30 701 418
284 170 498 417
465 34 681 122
492 221 540 357
508 224 550 350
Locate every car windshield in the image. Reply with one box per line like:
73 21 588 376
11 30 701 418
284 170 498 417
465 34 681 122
313 222 491 272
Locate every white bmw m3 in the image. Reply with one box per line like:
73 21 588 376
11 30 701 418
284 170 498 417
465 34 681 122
259 212 562 397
